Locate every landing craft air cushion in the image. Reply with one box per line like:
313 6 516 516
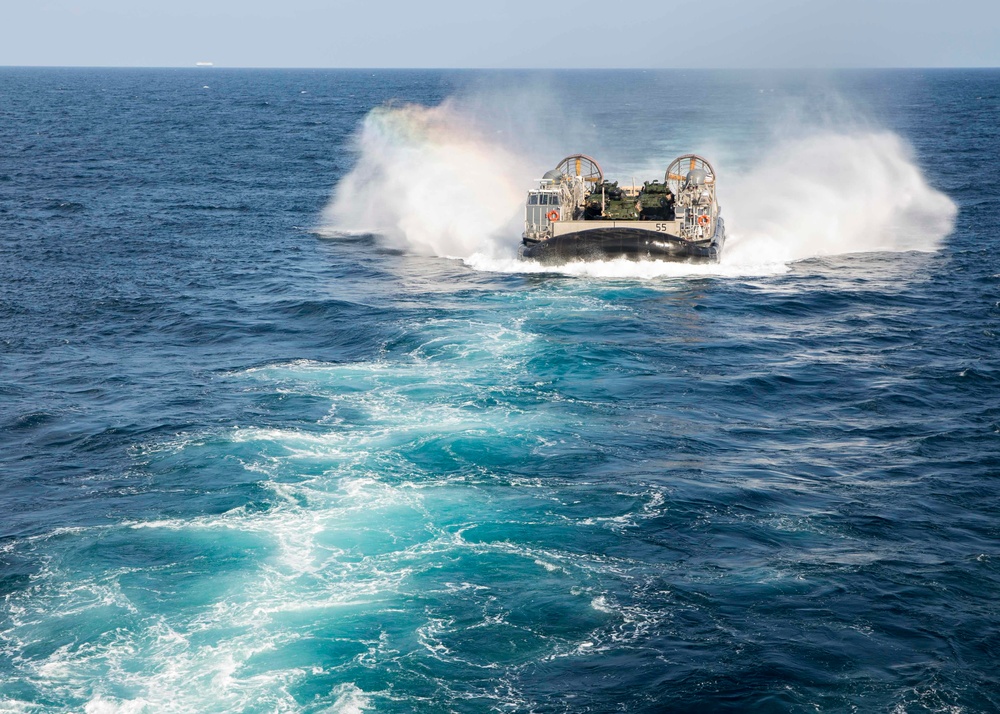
520 154 725 263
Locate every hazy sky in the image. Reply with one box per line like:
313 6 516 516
2 0 998 68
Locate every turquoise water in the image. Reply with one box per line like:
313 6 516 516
1 68 998 712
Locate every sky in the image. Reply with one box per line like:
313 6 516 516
1 0 998 68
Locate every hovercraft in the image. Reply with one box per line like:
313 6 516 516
520 154 725 264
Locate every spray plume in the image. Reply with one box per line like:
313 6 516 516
321 97 957 277
723 131 957 265
322 101 535 258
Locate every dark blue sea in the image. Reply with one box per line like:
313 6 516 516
1 67 998 713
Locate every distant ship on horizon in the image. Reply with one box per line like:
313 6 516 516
195 61 214 67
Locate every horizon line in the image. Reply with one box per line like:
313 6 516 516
2 64 999 72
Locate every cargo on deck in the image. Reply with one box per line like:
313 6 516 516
520 154 726 264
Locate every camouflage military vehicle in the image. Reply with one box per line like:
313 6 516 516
521 154 726 263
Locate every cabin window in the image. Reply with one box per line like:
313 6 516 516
528 195 538 205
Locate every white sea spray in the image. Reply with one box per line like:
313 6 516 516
322 97 956 278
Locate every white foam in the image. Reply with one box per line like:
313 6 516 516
326 684 371 714
591 596 614 613
534 559 562 573
463 252 790 279
84 696 148 714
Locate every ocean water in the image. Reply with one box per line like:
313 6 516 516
0 67 998 712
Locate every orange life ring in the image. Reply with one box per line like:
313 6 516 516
547 210 560 221
697 214 710 226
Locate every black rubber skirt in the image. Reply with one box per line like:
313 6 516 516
522 220 725 265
